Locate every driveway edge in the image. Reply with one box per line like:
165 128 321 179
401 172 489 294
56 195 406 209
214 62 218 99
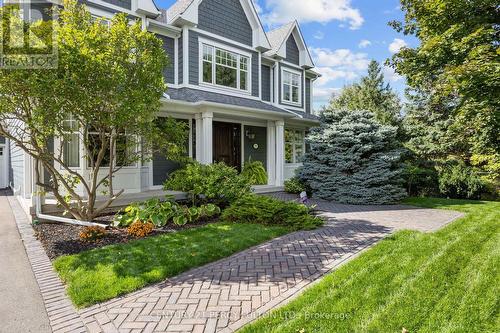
7 196 86 333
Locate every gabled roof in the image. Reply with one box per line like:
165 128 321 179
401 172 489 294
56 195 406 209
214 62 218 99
165 0 270 50
265 22 295 57
264 21 315 68
165 0 194 22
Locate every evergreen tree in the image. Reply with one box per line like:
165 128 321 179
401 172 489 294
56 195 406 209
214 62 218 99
330 60 402 127
299 109 406 204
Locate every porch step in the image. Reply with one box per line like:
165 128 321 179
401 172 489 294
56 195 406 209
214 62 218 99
252 185 284 194
40 190 187 215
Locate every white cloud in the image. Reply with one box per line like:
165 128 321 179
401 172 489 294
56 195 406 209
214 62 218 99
309 47 371 108
358 39 371 48
261 0 364 29
310 47 370 71
382 65 403 82
315 66 358 87
313 31 325 40
314 87 341 98
388 38 407 53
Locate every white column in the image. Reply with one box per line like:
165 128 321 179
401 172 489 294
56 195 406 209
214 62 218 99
266 121 276 185
195 113 203 162
201 111 213 165
273 64 280 105
275 120 285 186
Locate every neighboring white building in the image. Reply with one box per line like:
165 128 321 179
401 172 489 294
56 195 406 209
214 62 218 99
0 136 8 189
4 0 321 213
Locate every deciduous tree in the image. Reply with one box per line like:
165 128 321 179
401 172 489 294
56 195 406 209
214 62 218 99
0 0 187 220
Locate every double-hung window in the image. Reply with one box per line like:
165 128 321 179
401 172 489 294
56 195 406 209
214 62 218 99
202 43 250 92
282 69 301 105
87 128 135 168
62 115 80 168
285 129 305 164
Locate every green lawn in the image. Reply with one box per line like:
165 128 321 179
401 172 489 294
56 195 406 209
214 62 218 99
240 198 500 333
54 222 290 307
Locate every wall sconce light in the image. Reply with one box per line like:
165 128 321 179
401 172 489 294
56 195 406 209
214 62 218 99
245 130 256 140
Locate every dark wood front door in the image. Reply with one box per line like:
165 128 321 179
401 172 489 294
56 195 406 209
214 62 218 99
213 121 241 171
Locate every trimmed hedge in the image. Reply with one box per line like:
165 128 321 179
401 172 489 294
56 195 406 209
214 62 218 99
222 194 323 231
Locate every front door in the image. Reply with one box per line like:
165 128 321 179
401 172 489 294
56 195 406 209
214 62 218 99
213 122 241 171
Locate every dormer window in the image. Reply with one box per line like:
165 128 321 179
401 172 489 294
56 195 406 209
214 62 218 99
282 68 301 105
201 42 251 93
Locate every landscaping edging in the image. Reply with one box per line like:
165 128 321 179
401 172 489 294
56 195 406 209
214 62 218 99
7 196 85 333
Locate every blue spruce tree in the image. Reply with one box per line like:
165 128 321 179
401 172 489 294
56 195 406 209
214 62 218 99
299 109 406 204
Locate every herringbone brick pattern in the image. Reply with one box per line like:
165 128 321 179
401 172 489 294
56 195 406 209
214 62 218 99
79 221 390 333
9 191 463 333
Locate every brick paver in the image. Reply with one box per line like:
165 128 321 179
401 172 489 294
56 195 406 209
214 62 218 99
9 192 463 333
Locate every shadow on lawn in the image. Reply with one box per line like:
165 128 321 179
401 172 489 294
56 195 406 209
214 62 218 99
58 223 289 285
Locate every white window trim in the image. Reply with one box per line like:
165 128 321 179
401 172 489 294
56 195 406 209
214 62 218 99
198 38 253 96
285 128 306 164
85 130 140 170
280 67 302 107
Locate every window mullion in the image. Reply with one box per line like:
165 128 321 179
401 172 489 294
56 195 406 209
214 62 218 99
236 55 240 90
212 47 215 84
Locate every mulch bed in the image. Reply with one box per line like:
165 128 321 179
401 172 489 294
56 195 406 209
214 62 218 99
34 216 218 260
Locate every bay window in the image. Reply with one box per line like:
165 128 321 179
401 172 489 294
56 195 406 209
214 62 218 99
202 43 250 92
285 129 305 163
282 69 301 105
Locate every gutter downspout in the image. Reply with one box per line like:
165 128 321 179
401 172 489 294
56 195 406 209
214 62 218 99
35 189 108 228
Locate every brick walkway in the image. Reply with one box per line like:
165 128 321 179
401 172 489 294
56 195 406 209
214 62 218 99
9 192 463 333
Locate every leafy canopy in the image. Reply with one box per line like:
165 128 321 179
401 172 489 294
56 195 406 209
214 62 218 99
389 0 499 159
0 0 187 220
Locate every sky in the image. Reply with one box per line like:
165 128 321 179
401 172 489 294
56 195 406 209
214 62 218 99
154 0 419 111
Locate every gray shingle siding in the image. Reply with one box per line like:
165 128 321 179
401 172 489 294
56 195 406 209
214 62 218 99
157 35 175 84
278 63 304 110
188 32 259 97
178 35 183 84
261 65 271 102
251 54 258 97
305 78 311 114
101 0 131 10
189 31 200 85
198 0 253 46
285 35 300 65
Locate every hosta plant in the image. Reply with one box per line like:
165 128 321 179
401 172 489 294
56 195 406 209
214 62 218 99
114 198 221 227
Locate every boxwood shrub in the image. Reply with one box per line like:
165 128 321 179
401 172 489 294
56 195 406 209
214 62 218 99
221 194 323 231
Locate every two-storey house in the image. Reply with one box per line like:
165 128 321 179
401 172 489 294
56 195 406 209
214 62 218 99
4 0 320 213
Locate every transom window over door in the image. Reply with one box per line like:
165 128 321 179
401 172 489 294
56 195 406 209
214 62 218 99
282 69 301 105
202 43 250 93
